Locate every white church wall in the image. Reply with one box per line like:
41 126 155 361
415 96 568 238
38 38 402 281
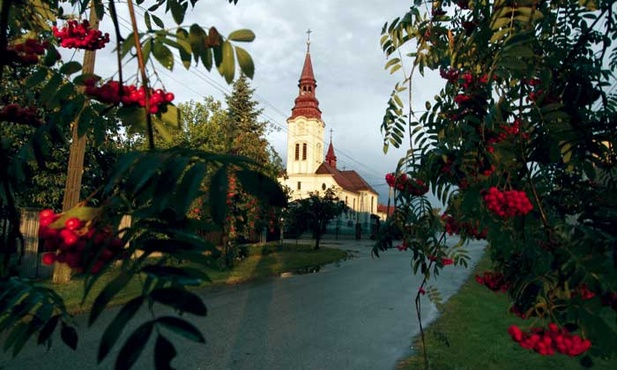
285 116 325 175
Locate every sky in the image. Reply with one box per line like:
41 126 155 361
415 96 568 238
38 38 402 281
85 0 445 205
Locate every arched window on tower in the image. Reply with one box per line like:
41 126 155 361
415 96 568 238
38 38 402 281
294 143 300 160
302 143 307 160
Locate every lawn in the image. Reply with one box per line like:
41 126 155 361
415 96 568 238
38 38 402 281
397 253 617 370
47 242 348 314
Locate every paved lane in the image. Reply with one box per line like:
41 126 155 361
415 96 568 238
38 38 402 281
0 236 484 370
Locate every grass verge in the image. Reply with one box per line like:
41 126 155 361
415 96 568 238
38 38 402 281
47 242 348 314
397 252 617 370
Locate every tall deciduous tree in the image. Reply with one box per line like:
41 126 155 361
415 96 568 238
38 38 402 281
376 0 617 367
287 188 346 250
0 1 289 368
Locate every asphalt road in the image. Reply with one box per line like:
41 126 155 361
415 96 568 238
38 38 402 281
0 236 485 370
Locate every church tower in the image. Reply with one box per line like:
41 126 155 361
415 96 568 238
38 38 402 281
286 33 325 175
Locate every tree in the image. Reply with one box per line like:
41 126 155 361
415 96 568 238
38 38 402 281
224 73 283 177
220 74 284 264
376 0 617 367
0 1 286 369
287 188 346 250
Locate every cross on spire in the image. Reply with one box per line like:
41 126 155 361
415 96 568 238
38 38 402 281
329 128 333 142
306 28 312 52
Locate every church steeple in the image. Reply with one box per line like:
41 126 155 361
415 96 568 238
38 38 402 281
325 129 337 168
289 30 321 120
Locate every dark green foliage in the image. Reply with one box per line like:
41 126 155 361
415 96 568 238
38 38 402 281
381 0 617 367
285 188 346 250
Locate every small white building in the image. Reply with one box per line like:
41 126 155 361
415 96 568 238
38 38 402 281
278 41 379 233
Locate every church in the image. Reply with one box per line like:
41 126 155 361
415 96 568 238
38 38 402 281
277 39 381 232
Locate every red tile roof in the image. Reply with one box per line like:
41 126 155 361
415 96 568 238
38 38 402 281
377 204 394 216
315 162 378 195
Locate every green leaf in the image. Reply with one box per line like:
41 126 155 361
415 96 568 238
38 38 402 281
39 73 63 107
115 321 155 370
144 11 152 31
160 104 180 129
117 105 148 134
50 206 101 229
152 41 174 70
384 57 400 70
177 28 192 69
173 162 206 213
236 169 287 207
235 46 254 79
60 322 78 350
154 335 177 370
89 272 133 326
125 153 165 196
93 0 105 20
152 14 165 28
142 38 153 65
98 296 145 363
25 67 48 88
153 118 173 143
218 40 235 83
200 47 213 71
156 316 205 343
37 315 60 345
189 24 207 63
43 44 59 66
4 322 28 356
150 287 207 315
228 29 255 42
209 166 228 225
121 32 138 59
169 0 185 25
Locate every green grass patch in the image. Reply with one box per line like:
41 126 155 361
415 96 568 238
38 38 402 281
46 242 347 314
397 253 617 370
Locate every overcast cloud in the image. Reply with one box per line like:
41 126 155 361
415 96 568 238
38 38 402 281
87 0 444 204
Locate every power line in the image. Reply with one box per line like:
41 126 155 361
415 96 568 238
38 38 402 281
109 6 390 183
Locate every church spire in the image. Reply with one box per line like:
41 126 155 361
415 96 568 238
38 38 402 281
325 129 337 168
289 30 321 120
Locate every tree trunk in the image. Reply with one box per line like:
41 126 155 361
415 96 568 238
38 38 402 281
52 9 98 284
313 226 321 250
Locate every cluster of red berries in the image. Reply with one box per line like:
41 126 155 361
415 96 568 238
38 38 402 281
508 324 591 357
84 79 175 113
439 68 459 83
483 187 533 218
4 39 47 65
38 209 123 274
0 103 41 127
442 214 488 239
486 119 530 153
572 284 595 300
428 255 454 265
440 69 490 89
475 270 510 292
52 19 110 51
510 305 529 319
385 173 429 196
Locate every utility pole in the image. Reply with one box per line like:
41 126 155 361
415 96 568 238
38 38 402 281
53 7 99 284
